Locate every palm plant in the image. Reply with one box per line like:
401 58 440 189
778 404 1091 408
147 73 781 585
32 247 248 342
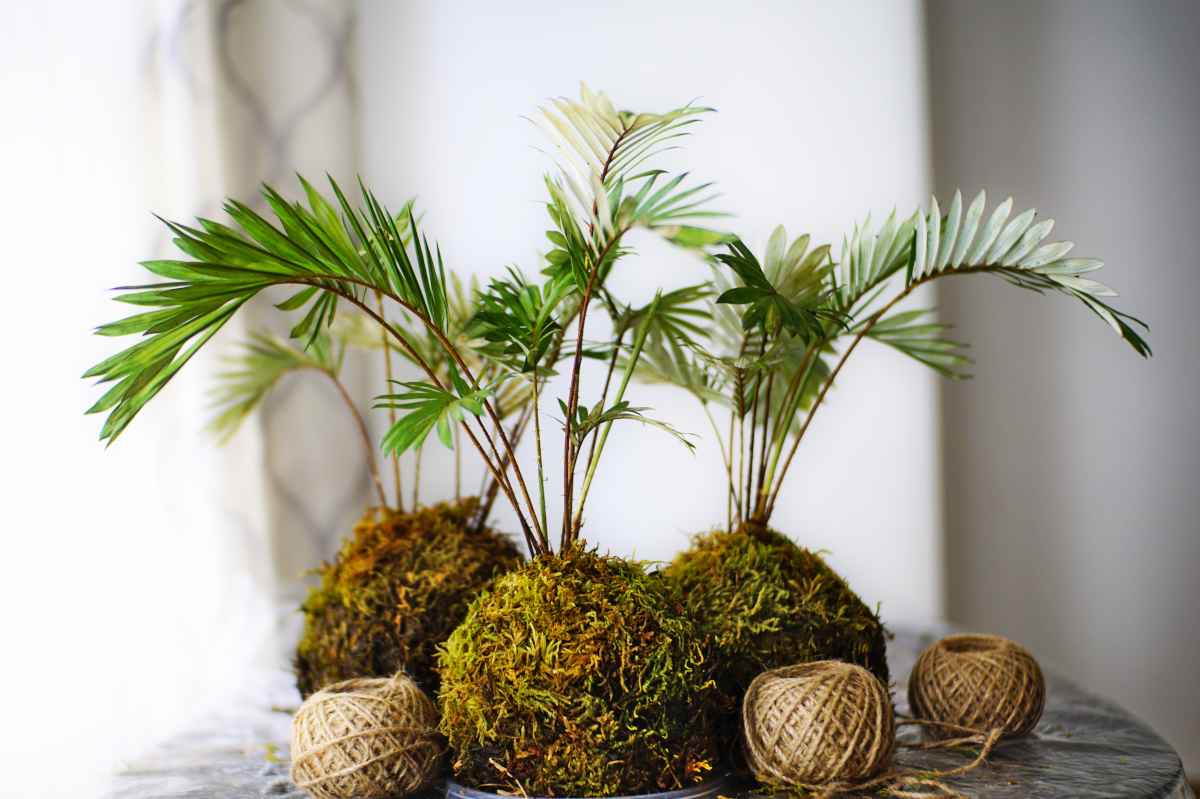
86 85 718 557
642 194 1149 531
655 194 1150 708
86 84 732 795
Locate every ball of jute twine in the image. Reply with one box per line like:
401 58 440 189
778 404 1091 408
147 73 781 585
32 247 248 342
290 672 442 799
743 661 895 789
743 661 1005 799
908 633 1045 740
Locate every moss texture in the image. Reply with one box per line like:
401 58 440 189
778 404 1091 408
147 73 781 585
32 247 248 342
437 548 721 797
664 524 889 699
295 498 522 698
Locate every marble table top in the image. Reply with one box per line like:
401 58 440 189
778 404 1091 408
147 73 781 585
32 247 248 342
104 628 1193 798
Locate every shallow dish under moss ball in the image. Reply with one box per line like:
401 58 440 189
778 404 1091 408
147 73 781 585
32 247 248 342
295 498 522 698
437 548 721 797
664 524 889 697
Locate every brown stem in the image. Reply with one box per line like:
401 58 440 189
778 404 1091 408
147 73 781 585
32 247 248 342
477 407 532 528
745 336 766 514
755 368 774 512
728 399 740 527
573 325 626 531
333 289 539 552
324 370 388 508
375 291 403 510
454 424 461 501
412 445 422 508
296 273 539 546
764 276 929 518
559 229 626 548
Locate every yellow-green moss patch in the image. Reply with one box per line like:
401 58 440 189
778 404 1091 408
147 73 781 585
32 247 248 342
437 547 721 797
295 498 522 697
664 524 888 698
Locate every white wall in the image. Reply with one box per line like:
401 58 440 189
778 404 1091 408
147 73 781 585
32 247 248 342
928 0 1200 775
356 0 943 624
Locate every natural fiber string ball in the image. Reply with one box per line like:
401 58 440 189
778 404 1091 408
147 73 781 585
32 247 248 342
908 633 1045 739
291 673 442 799
742 661 895 787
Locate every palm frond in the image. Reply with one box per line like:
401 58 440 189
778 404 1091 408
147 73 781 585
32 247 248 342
85 176 458 444
206 331 342 441
618 283 712 344
714 233 841 339
908 189 1150 356
631 333 724 405
375 367 495 455
534 85 726 255
865 309 971 378
471 267 574 374
832 208 918 315
560 399 695 454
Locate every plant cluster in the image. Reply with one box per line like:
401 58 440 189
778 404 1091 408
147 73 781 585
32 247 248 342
641 195 1148 705
438 548 719 796
85 81 1149 797
638 207 1148 536
295 498 522 697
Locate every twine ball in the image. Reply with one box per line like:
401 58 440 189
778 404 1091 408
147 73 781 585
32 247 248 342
742 661 895 787
908 633 1045 738
291 673 442 799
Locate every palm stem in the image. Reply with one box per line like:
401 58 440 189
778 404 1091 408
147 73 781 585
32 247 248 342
477 406 532 528
333 288 538 551
454 424 461 502
755 367 774 510
728 395 741 525
560 228 627 548
375 291 403 510
289 271 541 544
701 403 737 533
412 445 423 508
578 326 626 500
573 313 653 533
765 274 930 517
532 374 548 539
324 370 388 508
757 343 820 516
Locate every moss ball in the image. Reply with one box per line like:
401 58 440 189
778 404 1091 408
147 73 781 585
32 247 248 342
295 498 522 698
664 524 888 698
437 548 721 797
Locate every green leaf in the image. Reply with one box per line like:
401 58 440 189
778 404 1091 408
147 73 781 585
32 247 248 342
906 189 1150 356
565 399 695 453
660 225 734 249
470 267 575 374
375 379 495 455
207 330 342 441
85 175 462 444
866 308 972 378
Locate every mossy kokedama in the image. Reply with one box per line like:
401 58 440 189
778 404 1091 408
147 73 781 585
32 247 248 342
437 548 721 797
664 524 888 698
295 498 522 698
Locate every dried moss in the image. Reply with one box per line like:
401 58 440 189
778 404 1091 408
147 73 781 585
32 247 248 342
664 524 889 699
437 548 721 797
295 498 522 697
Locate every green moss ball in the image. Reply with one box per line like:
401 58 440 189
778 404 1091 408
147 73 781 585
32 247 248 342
295 498 522 698
664 524 889 697
437 548 721 797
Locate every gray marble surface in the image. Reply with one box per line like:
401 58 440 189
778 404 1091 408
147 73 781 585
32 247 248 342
105 628 1192 798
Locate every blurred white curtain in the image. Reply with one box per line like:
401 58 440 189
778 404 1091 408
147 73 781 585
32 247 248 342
3 2 361 796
